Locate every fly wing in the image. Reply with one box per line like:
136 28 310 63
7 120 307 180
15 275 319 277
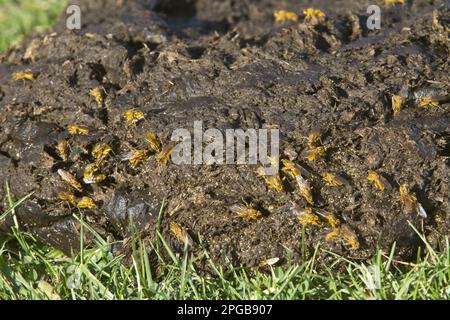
416 203 427 219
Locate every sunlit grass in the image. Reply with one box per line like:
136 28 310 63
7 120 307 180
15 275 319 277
0 189 449 300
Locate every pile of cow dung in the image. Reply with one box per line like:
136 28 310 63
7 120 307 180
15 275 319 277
0 0 448 269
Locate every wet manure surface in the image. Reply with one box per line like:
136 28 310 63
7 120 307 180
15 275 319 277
0 0 449 270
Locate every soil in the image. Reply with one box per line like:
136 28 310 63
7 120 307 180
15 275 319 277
0 0 449 269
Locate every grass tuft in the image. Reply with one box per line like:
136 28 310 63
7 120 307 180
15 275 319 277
0 192 449 300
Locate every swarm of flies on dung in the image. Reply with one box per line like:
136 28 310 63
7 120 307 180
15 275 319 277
52 125 117 211
228 126 360 250
13 70 436 253
232 123 430 251
45 86 177 217
390 83 449 115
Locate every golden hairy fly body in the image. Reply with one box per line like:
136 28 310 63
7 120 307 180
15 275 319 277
57 169 83 192
295 175 313 204
326 226 360 250
322 173 346 187
13 72 34 81
170 221 194 247
231 204 263 221
256 166 284 192
58 191 76 205
392 95 404 114
123 109 145 126
68 125 89 135
367 170 390 191
156 143 175 166
146 132 162 153
281 159 301 178
90 86 105 105
303 8 326 21
292 207 320 226
83 164 107 184
77 197 96 209
56 140 70 161
273 10 298 23
122 149 149 167
399 184 427 218
304 146 326 161
92 143 112 164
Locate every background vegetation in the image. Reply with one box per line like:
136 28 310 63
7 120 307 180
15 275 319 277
0 0 67 51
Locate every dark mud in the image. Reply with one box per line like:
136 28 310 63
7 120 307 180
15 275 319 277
0 0 449 269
